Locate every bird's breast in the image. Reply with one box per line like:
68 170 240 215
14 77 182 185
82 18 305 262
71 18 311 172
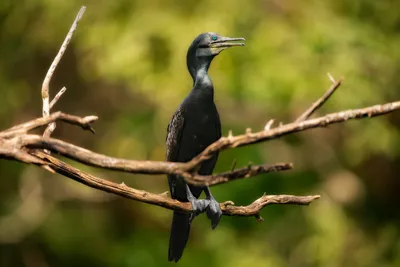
178 102 221 161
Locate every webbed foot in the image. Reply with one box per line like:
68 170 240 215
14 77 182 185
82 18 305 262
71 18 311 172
206 197 222 229
204 187 222 229
186 185 210 222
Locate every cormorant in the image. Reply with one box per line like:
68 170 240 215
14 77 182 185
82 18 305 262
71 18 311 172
166 32 245 262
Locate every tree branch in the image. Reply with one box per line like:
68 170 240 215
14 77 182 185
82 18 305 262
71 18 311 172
49 87 67 110
1 111 97 138
182 162 293 187
1 98 399 189
41 7 86 138
296 75 343 122
3 98 399 178
30 150 318 217
0 134 290 187
184 100 400 170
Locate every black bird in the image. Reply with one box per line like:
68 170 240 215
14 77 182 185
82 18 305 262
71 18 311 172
166 32 245 262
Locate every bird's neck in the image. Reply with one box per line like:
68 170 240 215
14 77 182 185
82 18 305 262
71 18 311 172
190 60 214 96
194 65 212 87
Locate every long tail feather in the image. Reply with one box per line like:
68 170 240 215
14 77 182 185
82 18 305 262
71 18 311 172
168 212 191 262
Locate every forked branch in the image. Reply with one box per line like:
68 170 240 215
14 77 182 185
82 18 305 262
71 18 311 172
296 75 343 122
41 6 86 138
30 150 319 217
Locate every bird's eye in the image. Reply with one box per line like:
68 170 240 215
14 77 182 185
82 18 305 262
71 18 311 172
212 35 217 41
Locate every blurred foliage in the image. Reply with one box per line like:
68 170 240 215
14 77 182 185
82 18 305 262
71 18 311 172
1 0 400 266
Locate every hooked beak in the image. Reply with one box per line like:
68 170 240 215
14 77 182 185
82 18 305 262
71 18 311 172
196 35 245 57
209 37 246 48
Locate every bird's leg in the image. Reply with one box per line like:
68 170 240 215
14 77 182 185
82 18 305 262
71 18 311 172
203 186 222 229
185 184 210 222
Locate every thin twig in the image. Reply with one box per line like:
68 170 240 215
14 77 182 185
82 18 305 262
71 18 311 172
327 72 336 83
181 162 293 186
41 7 86 138
230 158 237 171
295 77 343 122
264 119 275 130
1 111 97 137
49 87 67 110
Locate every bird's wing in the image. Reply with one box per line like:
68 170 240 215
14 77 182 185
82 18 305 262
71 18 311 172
166 108 186 200
166 107 185 162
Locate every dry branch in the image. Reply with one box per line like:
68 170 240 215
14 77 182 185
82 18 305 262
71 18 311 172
0 133 292 187
41 7 86 138
3 99 399 178
184 100 400 170
1 97 399 189
1 112 97 138
296 76 343 122
183 162 293 187
49 87 67 110
0 109 292 188
30 150 319 217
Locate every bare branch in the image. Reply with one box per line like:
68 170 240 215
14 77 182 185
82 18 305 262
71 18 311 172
2 99 399 185
0 148 46 165
41 7 86 138
182 162 293 187
1 112 97 138
6 135 288 187
20 134 186 174
49 87 67 110
264 119 275 130
327 72 336 83
1 81 399 217
296 77 343 122
188 100 400 169
30 150 318 216
222 194 320 217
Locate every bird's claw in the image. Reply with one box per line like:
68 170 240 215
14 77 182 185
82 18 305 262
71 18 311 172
206 198 222 229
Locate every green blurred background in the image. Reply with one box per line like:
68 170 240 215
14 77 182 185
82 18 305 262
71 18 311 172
1 0 400 266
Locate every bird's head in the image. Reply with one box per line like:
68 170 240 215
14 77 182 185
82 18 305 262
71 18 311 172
187 32 245 79
193 32 245 57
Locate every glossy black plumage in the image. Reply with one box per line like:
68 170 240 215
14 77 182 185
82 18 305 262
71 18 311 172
166 32 245 262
